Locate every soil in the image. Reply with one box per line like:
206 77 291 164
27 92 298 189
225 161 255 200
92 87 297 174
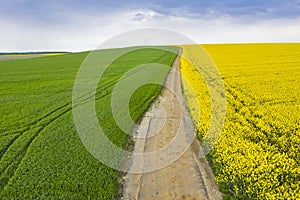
122 49 222 200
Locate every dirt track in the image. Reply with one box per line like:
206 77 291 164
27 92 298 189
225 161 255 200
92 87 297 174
122 49 222 200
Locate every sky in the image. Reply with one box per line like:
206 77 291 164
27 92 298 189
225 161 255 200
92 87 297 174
1 0 300 52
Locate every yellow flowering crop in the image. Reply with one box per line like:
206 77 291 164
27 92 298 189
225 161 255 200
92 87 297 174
180 44 300 199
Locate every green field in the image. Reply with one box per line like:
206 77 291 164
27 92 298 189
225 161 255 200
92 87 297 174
0 47 178 199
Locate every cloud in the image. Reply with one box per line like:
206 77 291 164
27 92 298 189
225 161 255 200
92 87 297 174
130 10 158 22
147 0 300 20
0 1 300 52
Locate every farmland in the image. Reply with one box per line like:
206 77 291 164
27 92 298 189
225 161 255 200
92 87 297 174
1 43 299 199
0 47 178 199
181 44 300 199
0 53 66 61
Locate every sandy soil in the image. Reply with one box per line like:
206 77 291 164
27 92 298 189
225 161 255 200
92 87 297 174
122 49 222 200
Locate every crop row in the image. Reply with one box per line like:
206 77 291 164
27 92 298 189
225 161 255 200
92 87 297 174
0 47 178 199
180 44 300 199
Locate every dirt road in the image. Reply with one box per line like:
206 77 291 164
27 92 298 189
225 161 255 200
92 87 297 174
122 49 222 200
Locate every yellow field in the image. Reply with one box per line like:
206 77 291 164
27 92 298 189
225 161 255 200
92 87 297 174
180 44 300 199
